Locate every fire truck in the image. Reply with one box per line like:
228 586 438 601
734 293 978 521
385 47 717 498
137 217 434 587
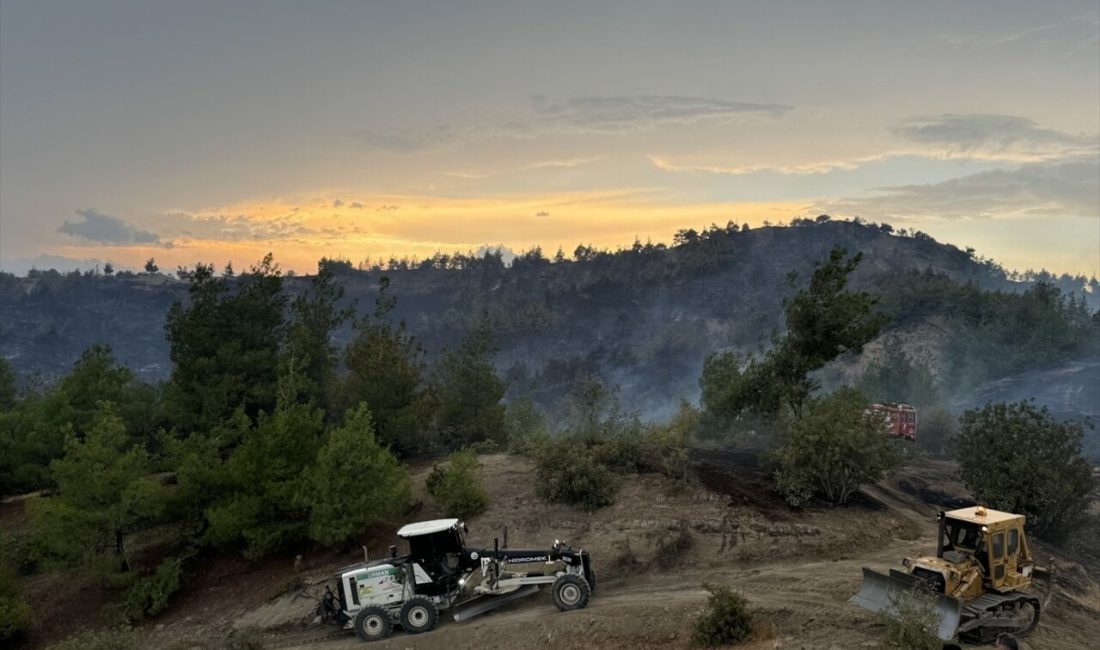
870 403 917 441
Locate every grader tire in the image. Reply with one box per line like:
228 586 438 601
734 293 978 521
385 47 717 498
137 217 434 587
552 574 591 612
400 595 439 634
353 606 392 642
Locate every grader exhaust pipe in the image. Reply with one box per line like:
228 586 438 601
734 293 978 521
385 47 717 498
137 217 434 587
850 567 963 641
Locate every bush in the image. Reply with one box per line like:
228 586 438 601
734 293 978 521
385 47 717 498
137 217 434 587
956 401 1094 541
0 535 31 643
692 584 753 646
879 589 941 650
123 557 183 621
504 397 550 456
590 425 651 474
213 628 267 650
650 522 694 570
45 627 140 650
643 400 698 487
535 440 620 511
773 387 900 506
426 449 488 519
301 404 412 546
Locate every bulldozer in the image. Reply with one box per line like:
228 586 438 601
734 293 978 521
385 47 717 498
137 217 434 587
851 505 1051 643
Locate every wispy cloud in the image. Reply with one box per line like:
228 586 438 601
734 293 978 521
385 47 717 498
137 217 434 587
818 157 1099 220
358 95 791 153
355 124 465 153
648 154 873 176
528 94 791 133
59 208 160 245
894 113 1097 160
647 113 1097 179
445 156 604 181
942 16 1099 51
160 209 317 243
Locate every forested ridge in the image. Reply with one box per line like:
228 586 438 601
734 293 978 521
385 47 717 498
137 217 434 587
1 218 1097 647
2 218 1096 420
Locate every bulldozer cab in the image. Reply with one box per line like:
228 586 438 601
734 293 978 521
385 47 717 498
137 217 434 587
940 506 1031 590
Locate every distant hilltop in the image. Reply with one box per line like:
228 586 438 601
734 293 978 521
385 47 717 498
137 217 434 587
1 219 1097 423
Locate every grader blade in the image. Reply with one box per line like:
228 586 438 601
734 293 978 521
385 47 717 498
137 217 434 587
452 585 540 622
850 567 963 641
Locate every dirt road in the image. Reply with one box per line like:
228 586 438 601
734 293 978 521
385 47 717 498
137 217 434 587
254 454 1099 650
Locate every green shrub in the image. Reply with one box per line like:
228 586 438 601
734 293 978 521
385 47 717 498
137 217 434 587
535 441 620 510
0 581 31 644
426 449 488 519
123 557 183 621
45 627 140 650
879 589 941 650
643 400 698 487
590 425 651 474
0 534 31 642
692 584 753 646
504 397 550 456
301 404 412 546
773 387 899 506
956 401 1093 541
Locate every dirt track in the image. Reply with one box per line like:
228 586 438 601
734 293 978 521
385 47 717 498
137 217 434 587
192 452 1100 650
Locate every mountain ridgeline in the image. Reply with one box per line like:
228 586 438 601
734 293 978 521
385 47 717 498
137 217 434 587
1 219 1097 424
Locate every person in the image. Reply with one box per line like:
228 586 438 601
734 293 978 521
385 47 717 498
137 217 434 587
993 632 1019 650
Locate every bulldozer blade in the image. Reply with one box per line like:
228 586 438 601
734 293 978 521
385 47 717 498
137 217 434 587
452 585 541 623
849 568 963 641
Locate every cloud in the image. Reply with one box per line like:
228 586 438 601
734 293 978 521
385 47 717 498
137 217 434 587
818 157 1099 220
161 210 317 243
526 157 603 170
445 157 603 181
648 154 872 176
59 208 160 244
529 94 791 133
893 114 1097 159
942 16 1099 52
356 125 463 153
358 95 791 153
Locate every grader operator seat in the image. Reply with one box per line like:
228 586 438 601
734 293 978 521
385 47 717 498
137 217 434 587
397 518 475 595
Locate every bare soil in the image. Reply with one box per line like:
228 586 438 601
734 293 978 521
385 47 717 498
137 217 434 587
14 451 1100 650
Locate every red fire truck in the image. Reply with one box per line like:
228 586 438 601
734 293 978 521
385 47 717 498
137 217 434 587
870 403 917 441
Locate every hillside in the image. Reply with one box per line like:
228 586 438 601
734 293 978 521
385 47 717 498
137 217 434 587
13 452 1096 649
1 220 1097 422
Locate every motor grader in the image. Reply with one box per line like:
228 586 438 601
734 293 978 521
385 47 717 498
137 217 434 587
851 505 1051 643
318 518 596 642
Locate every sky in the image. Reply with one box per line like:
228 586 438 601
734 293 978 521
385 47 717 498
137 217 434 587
1 0 1097 276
